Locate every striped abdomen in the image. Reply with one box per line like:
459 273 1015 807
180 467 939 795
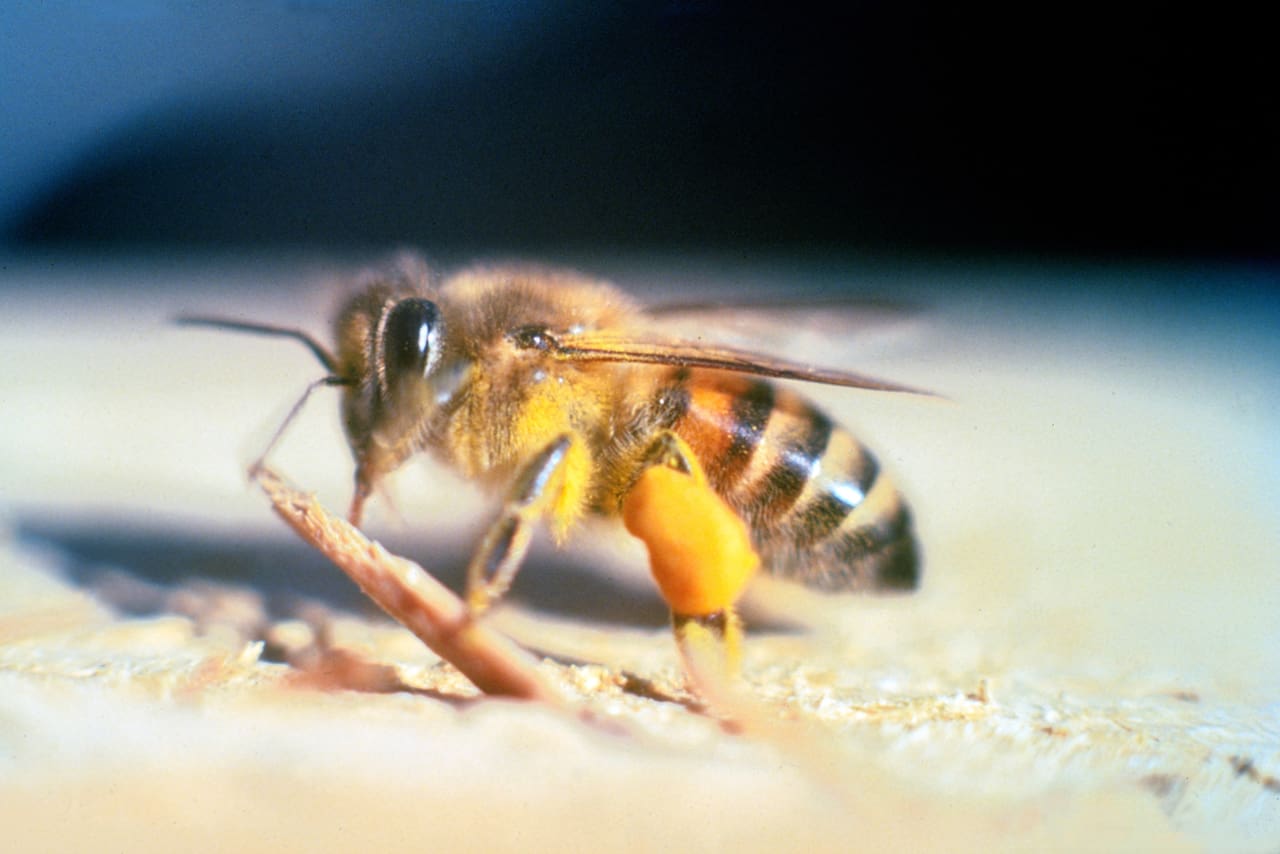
656 369 918 592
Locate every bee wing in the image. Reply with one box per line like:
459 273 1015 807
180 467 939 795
644 296 927 363
549 332 935 395
648 295 918 326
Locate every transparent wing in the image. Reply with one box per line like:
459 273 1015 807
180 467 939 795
642 296 928 365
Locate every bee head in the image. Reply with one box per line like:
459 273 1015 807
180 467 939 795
336 283 458 523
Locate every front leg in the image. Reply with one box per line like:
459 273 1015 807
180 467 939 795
466 434 582 615
621 432 760 676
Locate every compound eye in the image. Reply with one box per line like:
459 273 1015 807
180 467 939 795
383 298 442 389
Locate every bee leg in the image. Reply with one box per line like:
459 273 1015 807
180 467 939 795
465 434 579 615
621 432 759 677
672 609 744 678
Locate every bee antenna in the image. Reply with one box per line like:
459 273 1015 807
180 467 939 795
248 374 352 477
176 315 340 375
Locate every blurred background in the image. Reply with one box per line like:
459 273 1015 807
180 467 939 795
3 1 1275 262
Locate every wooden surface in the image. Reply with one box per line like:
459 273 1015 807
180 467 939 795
1 253 1277 851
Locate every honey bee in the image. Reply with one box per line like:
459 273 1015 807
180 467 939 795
183 256 925 669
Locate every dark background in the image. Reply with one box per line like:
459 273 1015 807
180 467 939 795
3 3 1275 261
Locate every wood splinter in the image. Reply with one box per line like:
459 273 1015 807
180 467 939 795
255 467 565 706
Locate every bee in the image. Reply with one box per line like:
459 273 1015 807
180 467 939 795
182 256 925 670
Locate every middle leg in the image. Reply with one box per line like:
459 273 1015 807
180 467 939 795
466 433 584 614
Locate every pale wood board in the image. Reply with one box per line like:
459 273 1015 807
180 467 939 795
1 254 1276 851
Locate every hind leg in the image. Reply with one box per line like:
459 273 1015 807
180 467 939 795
620 432 759 676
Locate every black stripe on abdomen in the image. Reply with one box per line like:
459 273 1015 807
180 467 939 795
717 379 774 485
814 495 919 591
789 443 880 549
744 405 833 527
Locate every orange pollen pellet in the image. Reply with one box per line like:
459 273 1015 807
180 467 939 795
622 465 760 616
